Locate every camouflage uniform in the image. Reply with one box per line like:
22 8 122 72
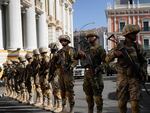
39 48 53 110
49 43 62 112
2 62 9 96
17 56 27 103
32 49 43 107
3 61 14 97
77 32 106 113
25 53 34 104
105 24 147 113
58 35 77 113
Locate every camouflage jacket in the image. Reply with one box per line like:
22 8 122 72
105 41 147 76
39 55 50 76
57 46 77 71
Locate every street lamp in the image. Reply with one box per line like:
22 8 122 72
78 22 95 66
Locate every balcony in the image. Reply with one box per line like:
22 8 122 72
141 27 150 32
21 0 32 8
35 0 44 14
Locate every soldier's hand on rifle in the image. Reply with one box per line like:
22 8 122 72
114 50 123 57
78 50 86 58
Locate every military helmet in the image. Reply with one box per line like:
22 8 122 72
18 56 26 62
25 53 32 59
33 49 40 55
58 35 71 43
39 47 48 54
122 24 140 36
85 31 99 39
48 43 58 50
11 59 19 64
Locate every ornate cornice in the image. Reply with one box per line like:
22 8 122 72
21 0 32 8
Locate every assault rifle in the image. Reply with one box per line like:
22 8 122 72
108 34 150 95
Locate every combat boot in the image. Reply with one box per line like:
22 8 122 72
28 94 34 104
22 92 28 104
34 96 43 107
69 104 75 113
131 100 140 113
53 99 63 113
44 98 53 111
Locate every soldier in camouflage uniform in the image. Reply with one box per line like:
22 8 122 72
25 53 34 104
2 62 9 96
32 49 43 107
11 59 19 99
17 56 27 103
3 60 14 97
57 35 77 113
49 43 62 112
105 24 147 113
76 32 106 113
39 48 53 110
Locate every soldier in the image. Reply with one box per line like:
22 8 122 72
105 24 147 113
57 35 77 113
32 49 43 107
2 62 9 96
25 53 34 104
39 48 53 111
49 43 62 112
76 32 106 113
11 59 19 99
3 60 13 97
17 56 27 103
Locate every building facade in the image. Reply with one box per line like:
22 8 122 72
0 0 75 64
106 0 150 57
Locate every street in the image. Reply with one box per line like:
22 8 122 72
0 76 150 113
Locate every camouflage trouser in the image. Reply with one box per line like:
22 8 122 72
83 69 104 112
51 74 61 100
34 74 43 99
116 73 141 113
40 74 52 99
26 76 34 94
59 69 74 106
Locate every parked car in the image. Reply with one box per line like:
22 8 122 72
73 65 85 78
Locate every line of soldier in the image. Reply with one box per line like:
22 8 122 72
1 34 77 113
0 24 148 113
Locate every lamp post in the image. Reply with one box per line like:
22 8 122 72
78 22 95 66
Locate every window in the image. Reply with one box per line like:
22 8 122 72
143 21 149 31
119 22 125 32
143 39 149 50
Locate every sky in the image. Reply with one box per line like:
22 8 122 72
73 0 113 31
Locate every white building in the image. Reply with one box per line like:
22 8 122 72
0 0 75 64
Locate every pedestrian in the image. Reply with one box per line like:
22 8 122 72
76 31 106 113
57 35 77 113
105 24 147 113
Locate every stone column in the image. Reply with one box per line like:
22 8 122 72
70 8 74 46
25 0 37 50
62 2 66 34
38 0 48 48
0 5 3 49
7 0 23 50
49 0 54 16
56 0 60 20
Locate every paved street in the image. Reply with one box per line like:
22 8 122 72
0 76 150 113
